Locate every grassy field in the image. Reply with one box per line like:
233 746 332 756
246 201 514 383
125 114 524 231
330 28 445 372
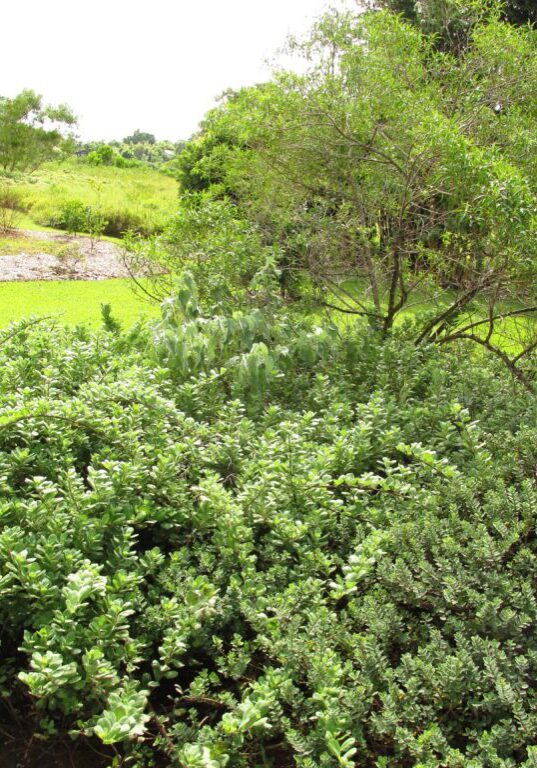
15 160 178 236
0 278 160 329
3 271 534 344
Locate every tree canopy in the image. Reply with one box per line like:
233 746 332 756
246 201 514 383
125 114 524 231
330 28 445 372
157 6 537 383
124 129 157 145
0 89 76 173
377 0 537 47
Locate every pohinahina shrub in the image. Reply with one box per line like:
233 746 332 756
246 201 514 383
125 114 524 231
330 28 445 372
3 290 537 766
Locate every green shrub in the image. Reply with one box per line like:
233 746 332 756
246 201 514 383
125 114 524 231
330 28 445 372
49 198 87 234
99 204 149 236
0 184 27 233
2 287 537 766
114 154 138 169
34 197 159 237
87 144 117 166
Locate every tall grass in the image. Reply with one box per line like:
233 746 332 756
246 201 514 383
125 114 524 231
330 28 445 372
17 161 178 236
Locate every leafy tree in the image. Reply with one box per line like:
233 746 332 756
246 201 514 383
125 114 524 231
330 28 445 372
175 101 247 196
0 89 76 173
176 8 537 384
376 0 537 50
87 143 117 166
124 129 156 145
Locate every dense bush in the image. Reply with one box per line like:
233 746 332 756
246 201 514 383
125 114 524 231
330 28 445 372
87 144 117 167
47 198 87 234
126 194 281 302
2 282 537 766
98 205 150 237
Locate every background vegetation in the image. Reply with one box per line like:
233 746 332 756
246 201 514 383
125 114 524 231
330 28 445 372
18 161 178 237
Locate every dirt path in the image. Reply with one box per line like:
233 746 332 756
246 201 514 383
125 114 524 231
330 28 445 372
0 229 130 281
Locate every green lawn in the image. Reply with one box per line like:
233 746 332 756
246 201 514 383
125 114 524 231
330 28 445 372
0 278 161 329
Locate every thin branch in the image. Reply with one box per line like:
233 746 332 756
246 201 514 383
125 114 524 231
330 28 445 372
438 332 535 393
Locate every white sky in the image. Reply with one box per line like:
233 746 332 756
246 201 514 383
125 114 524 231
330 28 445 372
1 0 348 142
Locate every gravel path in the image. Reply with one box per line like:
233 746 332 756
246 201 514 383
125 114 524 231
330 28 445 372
0 230 130 282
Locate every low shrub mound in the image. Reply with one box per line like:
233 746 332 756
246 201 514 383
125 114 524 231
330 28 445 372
2 293 537 766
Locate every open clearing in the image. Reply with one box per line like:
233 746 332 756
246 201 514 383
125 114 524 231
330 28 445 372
0 227 161 328
0 230 129 281
0 162 173 330
0 277 160 328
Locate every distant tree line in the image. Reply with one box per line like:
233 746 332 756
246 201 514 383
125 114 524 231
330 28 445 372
0 91 185 176
77 132 186 172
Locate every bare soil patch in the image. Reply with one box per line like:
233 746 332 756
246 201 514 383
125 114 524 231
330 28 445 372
0 230 129 282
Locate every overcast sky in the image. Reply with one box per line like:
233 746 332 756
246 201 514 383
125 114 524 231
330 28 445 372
1 0 351 142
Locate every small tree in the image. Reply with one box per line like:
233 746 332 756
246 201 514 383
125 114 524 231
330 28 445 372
0 90 76 173
86 206 108 252
178 9 537 386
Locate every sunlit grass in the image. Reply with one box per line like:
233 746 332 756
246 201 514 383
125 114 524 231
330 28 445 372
0 278 160 328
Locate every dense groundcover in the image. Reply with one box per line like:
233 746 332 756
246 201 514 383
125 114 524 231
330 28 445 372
2 300 537 767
